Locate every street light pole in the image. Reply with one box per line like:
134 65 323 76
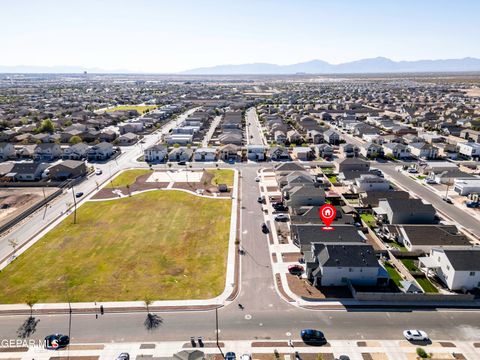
71 185 77 224
215 307 224 359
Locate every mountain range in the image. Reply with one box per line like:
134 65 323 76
1 57 480 74
181 57 480 75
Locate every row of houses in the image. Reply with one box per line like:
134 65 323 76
0 142 115 162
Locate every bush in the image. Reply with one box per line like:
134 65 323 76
416 347 429 358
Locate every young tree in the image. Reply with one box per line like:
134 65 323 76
69 135 82 144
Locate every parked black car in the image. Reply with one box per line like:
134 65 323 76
300 329 326 345
261 223 269 233
44 334 70 350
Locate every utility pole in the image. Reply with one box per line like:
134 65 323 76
215 308 224 359
71 185 77 224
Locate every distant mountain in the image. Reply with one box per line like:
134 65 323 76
0 65 132 74
181 57 480 75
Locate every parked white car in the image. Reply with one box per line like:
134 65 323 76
403 329 429 341
424 178 436 184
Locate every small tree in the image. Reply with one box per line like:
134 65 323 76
36 119 55 134
69 135 82 144
416 347 429 359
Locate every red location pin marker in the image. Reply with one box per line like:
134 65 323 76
319 204 336 231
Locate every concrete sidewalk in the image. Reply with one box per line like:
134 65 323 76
0 339 478 360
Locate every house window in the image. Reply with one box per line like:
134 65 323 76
446 265 450 271
438 256 441 262
470 272 476 276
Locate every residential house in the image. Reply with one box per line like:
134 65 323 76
361 143 384 158
269 146 290 161
0 143 16 160
382 143 410 159
168 147 193 162
291 224 365 252
117 132 138 146
33 143 62 161
384 225 471 253
292 147 313 161
353 174 390 193
374 198 436 224
283 184 325 208
314 144 333 160
144 144 168 162
458 143 480 159
48 160 87 180
359 191 410 208
323 129 340 145
247 145 267 161
336 158 370 173
87 142 114 161
219 144 241 161
419 247 480 291
454 178 480 196
305 243 385 287
287 130 303 144
63 143 89 160
194 147 217 161
7 162 49 181
408 142 438 159
340 143 359 158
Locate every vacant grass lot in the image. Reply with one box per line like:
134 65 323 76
0 190 231 303
110 169 152 188
106 105 157 115
207 169 234 187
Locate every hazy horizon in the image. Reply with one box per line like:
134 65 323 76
1 0 480 73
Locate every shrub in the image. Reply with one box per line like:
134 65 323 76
416 347 429 358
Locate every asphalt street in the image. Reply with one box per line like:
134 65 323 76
0 113 480 344
246 108 265 146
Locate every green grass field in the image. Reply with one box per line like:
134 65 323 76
415 276 439 293
106 105 157 115
401 259 419 272
207 169 234 187
360 213 377 228
384 262 403 288
0 190 231 303
110 169 152 188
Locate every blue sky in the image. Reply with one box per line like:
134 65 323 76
1 0 479 72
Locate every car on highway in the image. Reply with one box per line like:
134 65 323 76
300 329 326 344
75 192 84 198
261 223 269 234
274 214 289 222
255 176 260 182
288 264 304 275
95 169 102 175
403 329 429 341
442 197 453 204
257 196 265 204
424 178 436 184
44 334 70 350
407 168 418 173
115 353 130 360
225 352 236 360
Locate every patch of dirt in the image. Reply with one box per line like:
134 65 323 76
272 253 277 263
362 354 389 360
286 274 353 299
275 273 294 302
282 252 301 262
295 353 334 360
439 342 456 348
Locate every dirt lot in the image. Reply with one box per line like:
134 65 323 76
286 274 353 299
0 187 57 227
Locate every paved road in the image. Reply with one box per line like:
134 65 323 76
246 108 266 146
376 163 480 238
202 115 222 147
